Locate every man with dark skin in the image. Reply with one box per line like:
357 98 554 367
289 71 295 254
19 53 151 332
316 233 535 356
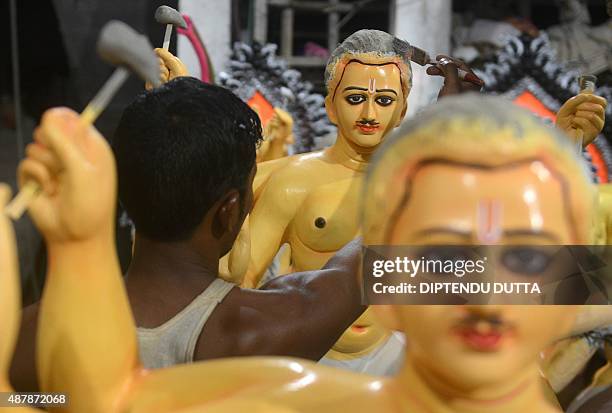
10 78 364 389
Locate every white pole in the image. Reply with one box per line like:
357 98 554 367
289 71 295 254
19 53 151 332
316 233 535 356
163 24 173 50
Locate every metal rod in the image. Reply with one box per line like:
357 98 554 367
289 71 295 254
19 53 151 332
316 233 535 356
269 0 353 12
281 7 294 58
9 0 23 160
253 0 269 43
328 0 339 51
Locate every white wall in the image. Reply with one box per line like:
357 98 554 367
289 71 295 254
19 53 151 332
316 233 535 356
393 0 452 117
178 0 232 79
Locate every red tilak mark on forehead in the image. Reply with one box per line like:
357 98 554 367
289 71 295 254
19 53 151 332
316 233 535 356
368 78 376 93
477 200 502 244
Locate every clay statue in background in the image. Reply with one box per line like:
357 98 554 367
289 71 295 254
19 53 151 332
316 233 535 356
244 30 415 372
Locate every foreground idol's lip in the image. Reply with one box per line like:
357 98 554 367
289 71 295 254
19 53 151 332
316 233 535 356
356 124 380 134
351 324 371 333
453 322 514 352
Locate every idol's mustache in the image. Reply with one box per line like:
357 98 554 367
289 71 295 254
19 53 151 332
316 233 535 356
357 119 380 126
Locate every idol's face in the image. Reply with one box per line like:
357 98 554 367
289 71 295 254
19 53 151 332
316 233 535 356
326 61 406 149
372 161 577 388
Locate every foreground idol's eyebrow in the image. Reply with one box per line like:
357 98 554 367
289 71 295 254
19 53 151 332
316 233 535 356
413 227 472 239
503 229 561 242
414 228 561 243
342 86 398 96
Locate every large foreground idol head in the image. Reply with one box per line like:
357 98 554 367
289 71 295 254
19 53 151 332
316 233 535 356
324 30 412 150
364 94 593 391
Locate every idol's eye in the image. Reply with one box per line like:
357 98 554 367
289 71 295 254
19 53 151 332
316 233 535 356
346 94 366 105
501 247 553 275
375 96 395 106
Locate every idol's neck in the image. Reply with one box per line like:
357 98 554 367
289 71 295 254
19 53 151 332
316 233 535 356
394 355 559 413
326 131 379 172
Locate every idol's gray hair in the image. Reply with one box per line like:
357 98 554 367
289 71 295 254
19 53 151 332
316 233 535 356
324 29 413 90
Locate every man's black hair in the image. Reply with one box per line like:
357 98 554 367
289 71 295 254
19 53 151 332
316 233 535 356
112 77 262 242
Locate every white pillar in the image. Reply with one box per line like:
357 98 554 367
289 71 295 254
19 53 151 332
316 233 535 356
393 0 452 117
178 0 232 80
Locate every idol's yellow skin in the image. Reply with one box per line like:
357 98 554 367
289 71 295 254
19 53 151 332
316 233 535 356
243 57 409 357
0 185 37 413
5 101 591 413
219 109 294 282
556 92 607 147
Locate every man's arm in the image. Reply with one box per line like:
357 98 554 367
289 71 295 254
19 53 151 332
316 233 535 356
205 239 365 361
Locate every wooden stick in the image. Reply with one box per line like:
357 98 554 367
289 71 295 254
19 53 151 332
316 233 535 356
163 24 173 50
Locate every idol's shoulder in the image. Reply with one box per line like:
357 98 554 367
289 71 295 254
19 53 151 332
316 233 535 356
206 357 397 412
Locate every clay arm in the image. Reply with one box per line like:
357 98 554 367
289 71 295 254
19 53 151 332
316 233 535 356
260 108 294 162
0 185 18 390
17 108 141 413
218 239 366 361
241 171 301 288
0 186 24 391
0 184 45 413
556 93 607 147
219 157 294 282
145 48 189 90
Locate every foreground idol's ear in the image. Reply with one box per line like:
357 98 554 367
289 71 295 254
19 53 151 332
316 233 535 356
370 305 402 332
325 95 338 125
213 191 242 239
